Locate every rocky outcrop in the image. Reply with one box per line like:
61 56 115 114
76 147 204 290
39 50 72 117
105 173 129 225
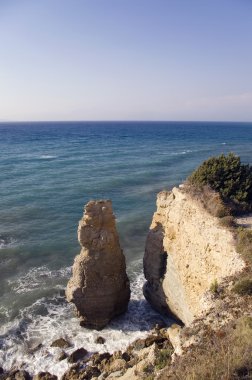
66 200 130 329
143 187 245 325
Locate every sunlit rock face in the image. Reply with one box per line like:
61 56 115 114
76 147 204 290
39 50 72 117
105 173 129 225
143 188 245 325
66 200 130 329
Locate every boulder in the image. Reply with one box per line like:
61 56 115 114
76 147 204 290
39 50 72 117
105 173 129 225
57 351 68 361
3 370 31 380
67 348 88 363
33 373 57 380
66 200 130 329
95 336 105 344
50 338 71 349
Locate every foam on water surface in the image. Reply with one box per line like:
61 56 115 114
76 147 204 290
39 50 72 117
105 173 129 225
7 266 71 294
0 260 169 377
1 121 251 376
39 155 58 160
0 236 17 250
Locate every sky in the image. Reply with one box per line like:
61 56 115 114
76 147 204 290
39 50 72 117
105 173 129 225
0 0 252 122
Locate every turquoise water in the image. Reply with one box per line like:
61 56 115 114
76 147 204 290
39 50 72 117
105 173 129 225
0 121 252 374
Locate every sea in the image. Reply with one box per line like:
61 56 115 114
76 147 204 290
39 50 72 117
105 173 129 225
0 121 252 375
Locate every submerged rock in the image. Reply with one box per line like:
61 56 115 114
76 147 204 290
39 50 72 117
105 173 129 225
66 200 130 329
95 336 106 344
50 338 71 349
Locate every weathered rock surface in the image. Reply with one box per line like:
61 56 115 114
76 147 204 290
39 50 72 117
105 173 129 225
67 348 88 363
66 200 130 329
50 338 71 349
143 187 245 325
33 373 57 380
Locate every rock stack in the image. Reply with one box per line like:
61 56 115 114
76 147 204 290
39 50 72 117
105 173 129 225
66 200 130 329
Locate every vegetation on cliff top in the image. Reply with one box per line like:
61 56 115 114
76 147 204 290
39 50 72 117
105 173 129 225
159 316 252 380
187 153 252 291
188 153 252 213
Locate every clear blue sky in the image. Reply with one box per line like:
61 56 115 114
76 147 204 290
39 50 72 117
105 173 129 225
0 0 252 121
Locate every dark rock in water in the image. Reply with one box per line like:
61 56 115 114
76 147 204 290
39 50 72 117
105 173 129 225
68 348 88 363
0 368 3 375
95 336 105 344
66 200 130 330
14 371 31 380
57 351 68 361
33 373 57 380
51 338 71 349
28 343 42 354
1 370 31 380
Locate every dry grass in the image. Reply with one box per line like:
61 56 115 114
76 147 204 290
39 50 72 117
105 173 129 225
233 277 252 296
184 183 231 219
159 316 252 380
235 228 252 267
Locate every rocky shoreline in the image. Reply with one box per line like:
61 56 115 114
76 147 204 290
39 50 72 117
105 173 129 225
0 324 175 380
2 178 252 379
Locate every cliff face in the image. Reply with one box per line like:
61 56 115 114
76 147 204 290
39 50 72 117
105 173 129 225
66 200 130 329
143 187 245 325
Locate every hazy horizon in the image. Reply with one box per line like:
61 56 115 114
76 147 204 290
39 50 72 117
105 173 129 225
1 120 252 124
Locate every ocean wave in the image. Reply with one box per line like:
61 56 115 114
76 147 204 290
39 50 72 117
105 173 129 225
170 149 193 156
0 236 17 250
0 260 170 377
7 266 71 294
39 155 57 160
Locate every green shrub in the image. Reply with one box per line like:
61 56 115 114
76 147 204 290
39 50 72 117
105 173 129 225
233 278 252 295
155 348 173 370
188 153 252 212
210 279 219 294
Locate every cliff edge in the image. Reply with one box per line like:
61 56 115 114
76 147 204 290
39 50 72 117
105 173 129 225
143 187 245 325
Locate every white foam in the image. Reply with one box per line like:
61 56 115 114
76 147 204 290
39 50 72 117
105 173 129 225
8 266 71 294
0 260 169 377
0 237 17 250
39 155 57 159
171 149 193 156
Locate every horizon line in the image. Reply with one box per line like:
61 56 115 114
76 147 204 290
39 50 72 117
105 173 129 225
0 119 252 124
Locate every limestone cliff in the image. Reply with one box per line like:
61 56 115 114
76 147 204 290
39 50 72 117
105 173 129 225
143 187 245 325
66 200 130 329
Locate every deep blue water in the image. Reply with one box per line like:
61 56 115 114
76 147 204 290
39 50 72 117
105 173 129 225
0 121 252 374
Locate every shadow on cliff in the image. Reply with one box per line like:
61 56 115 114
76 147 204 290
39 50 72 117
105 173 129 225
143 222 182 325
108 297 174 333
